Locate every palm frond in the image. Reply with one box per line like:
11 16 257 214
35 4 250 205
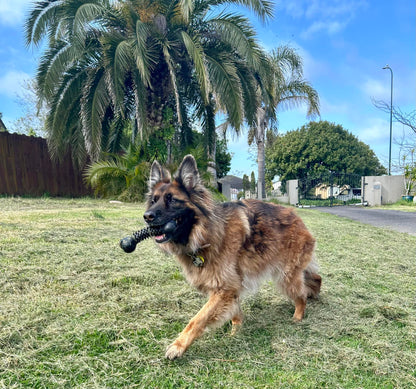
277 80 320 118
45 68 85 161
271 45 303 79
38 42 81 100
214 0 274 22
178 0 194 23
237 65 260 126
206 54 243 129
133 20 152 86
103 33 135 104
132 74 149 140
25 0 64 46
208 14 262 71
180 30 210 104
71 2 107 46
81 67 111 161
84 159 129 197
162 45 183 125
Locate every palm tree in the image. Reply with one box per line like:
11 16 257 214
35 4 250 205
25 0 120 166
25 0 273 177
249 46 320 199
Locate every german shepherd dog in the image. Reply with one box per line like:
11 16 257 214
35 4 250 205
144 155 321 359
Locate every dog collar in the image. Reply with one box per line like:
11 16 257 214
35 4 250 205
190 253 205 267
189 244 210 267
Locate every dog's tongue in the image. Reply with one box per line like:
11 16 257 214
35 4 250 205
153 221 176 243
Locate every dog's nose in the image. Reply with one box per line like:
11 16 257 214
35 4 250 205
143 210 155 223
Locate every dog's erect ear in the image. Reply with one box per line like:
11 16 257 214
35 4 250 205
149 160 171 190
176 155 200 191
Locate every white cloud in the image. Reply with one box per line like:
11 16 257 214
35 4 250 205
280 0 368 38
301 20 347 39
0 0 29 26
361 77 391 101
358 118 389 144
0 70 31 98
279 1 304 19
283 43 329 80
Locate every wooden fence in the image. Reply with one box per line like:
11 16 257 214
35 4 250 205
0 132 91 197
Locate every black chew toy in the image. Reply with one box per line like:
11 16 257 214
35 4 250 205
120 226 163 253
119 221 177 253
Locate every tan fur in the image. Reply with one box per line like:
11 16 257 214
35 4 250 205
145 155 321 359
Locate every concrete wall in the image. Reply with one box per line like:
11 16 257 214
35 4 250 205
228 175 404 206
363 175 404 206
287 179 299 205
221 182 231 201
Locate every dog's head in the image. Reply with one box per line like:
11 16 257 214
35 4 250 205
144 155 210 246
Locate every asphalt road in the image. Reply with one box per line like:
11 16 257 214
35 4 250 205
313 206 416 235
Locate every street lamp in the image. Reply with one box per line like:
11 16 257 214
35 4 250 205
382 65 393 175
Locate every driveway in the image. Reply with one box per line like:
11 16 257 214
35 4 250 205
313 206 416 235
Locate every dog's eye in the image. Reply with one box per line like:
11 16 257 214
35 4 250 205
152 195 159 204
165 193 175 204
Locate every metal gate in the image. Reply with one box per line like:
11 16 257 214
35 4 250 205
298 172 363 207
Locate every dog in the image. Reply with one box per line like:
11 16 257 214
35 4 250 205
144 155 321 359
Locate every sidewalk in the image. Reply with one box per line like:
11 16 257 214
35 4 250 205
314 206 416 235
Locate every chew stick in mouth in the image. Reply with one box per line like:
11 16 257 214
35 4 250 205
119 226 164 253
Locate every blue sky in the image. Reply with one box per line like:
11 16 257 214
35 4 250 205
0 0 415 177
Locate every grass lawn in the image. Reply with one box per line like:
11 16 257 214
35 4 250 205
1 197 415 388
380 199 416 212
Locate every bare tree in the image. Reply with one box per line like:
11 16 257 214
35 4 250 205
372 98 415 134
10 78 47 137
372 99 416 173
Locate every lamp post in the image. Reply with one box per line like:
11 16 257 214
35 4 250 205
382 65 393 175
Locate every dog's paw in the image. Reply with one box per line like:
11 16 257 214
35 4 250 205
165 342 186 360
292 313 304 322
230 323 242 336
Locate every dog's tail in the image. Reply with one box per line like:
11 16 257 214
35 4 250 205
304 257 322 298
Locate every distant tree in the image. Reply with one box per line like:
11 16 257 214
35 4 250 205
372 99 415 135
0 113 7 132
266 121 387 184
215 138 232 179
250 171 256 194
242 174 250 192
9 79 46 137
248 46 320 199
372 98 416 171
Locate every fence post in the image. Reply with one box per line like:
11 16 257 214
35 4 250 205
361 176 366 204
329 171 334 207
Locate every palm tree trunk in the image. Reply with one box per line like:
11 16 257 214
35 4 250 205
205 98 217 185
207 143 217 185
257 137 265 199
256 108 266 199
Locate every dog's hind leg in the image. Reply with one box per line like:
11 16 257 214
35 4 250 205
304 271 322 298
304 259 322 298
277 268 308 322
165 290 240 359
230 303 243 335
291 268 321 320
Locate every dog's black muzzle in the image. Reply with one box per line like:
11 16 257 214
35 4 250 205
143 210 177 243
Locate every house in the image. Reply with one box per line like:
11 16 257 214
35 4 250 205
314 183 340 199
337 185 362 202
0 114 8 132
271 180 284 196
314 183 361 201
218 175 244 201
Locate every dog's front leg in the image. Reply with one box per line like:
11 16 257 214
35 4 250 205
165 290 239 359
